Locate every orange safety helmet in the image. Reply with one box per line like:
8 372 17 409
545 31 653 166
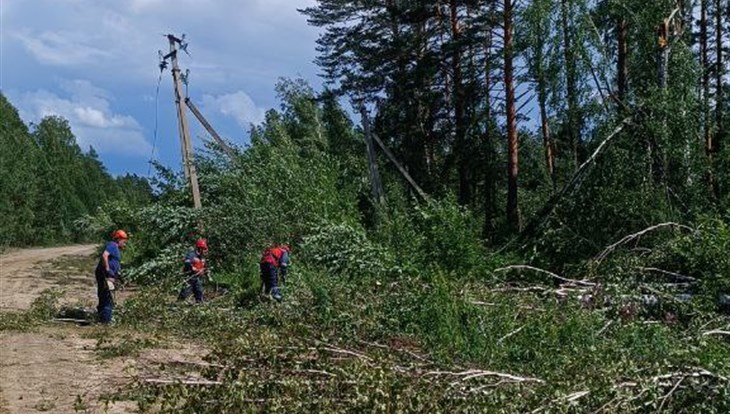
195 238 208 250
112 229 128 240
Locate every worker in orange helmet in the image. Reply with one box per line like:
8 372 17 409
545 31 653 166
178 238 209 303
94 229 128 324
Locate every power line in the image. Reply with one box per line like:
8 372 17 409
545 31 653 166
147 70 163 177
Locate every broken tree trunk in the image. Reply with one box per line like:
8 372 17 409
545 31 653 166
519 116 633 240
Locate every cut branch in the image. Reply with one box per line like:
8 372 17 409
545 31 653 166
470 301 542 311
497 325 525 344
702 330 730 337
144 379 222 386
652 368 729 383
638 267 697 282
596 321 613 336
425 368 544 384
318 343 374 362
594 222 693 263
495 265 596 287
656 376 684 413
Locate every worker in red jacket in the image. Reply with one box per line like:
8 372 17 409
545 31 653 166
178 238 209 303
260 245 283 302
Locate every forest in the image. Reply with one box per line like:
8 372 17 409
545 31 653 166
1 0 729 412
0 94 154 247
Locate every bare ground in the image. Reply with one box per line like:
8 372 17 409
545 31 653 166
0 245 98 311
0 246 204 414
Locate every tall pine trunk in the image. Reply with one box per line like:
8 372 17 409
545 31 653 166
504 0 520 231
701 0 714 194
617 18 628 102
483 21 497 240
450 0 469 205
535 27 555 185
714 0 724 199
561 0 579 169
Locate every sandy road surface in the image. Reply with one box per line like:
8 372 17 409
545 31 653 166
0 245 204 413
0 245 98 311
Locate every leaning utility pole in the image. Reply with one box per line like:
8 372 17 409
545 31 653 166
166 34 202 209
185 97 237 160
358 103 385 206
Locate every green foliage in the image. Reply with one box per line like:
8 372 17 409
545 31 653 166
655 217 730 303
0 93 42 245
95 334 160 359
302 223 400 280
0 289 63 331
411 199 485 276
0 93 154 247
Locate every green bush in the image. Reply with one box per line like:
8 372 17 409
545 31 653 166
301 223 401 280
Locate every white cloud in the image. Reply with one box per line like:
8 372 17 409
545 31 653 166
74 106 136 129
14 80 152 157
129 0 165 13
13 30 112 66
60 79 112 102
202 91 266 129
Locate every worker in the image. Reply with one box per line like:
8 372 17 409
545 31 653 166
95 229 128 324
278 244 291 285
178 238 209 303
260 244 283 302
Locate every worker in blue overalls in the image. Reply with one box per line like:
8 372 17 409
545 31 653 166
95 229 128 324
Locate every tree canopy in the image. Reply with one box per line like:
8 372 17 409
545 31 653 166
0 93 154 246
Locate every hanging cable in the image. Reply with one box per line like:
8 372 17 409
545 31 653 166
147 70 164 177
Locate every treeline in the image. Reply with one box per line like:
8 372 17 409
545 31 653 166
301 0 729 247
0 93 154 246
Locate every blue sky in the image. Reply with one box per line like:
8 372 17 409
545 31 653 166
1 0 321 176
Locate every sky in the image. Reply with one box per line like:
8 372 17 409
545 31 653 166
1 0 321 177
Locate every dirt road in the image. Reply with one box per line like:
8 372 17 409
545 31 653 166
0 245 97 311
0 245 203 414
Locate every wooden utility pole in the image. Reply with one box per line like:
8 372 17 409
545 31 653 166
371 132 428 200
185 97 237 160
167 34 202 209
359 103 385 206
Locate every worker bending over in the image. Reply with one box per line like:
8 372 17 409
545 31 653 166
178 238 209 303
